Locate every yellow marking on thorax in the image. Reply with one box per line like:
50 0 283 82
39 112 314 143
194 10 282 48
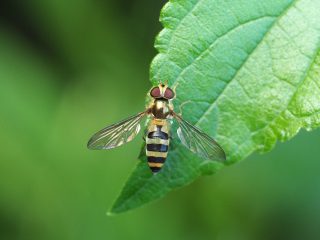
152 118 166 126
148 119 168 130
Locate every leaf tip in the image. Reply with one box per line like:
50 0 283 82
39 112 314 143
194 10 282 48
106 206 122 216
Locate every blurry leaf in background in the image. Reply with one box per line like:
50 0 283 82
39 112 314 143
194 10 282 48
0 0 163 239
111 0 320 214
0 27 68 240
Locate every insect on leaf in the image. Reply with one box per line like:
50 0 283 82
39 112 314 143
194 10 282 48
109 0 320 214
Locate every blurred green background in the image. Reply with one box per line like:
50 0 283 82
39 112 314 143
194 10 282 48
0 1 320 240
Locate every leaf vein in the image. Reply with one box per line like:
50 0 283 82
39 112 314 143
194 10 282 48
194 0 299 127
251 40 320 136
172 15 276 89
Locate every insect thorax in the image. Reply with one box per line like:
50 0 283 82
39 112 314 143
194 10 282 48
151 99 172 119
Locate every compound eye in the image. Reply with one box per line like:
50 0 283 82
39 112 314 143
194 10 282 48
164 87 175 99
150 87 161 98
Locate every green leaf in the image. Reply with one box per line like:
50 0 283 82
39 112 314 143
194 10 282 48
109 0 320 214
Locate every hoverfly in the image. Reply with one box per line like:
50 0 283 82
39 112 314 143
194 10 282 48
87 83 226 173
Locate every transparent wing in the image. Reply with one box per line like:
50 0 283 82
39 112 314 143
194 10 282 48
173 113 226 162
87 111 146 150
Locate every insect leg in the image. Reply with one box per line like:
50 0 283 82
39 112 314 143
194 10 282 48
178 100 192 117
172 82 179 93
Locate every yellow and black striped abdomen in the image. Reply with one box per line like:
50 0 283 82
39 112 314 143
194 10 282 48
146 120 170 173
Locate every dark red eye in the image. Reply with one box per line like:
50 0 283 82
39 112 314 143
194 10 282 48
164 88 175 99
150 87 161 98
